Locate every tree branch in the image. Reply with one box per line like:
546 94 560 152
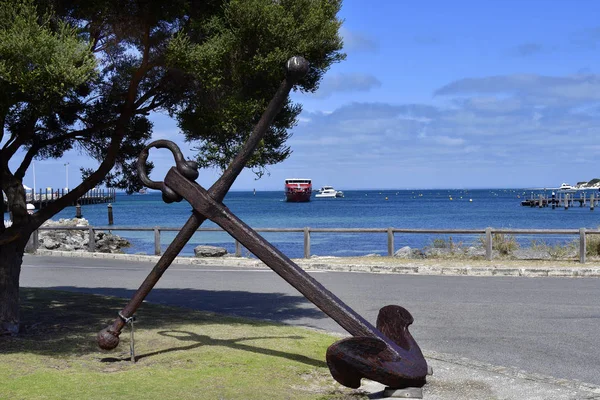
29 23 154 229
1 116 37 165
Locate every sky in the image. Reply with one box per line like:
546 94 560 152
13 0 600 191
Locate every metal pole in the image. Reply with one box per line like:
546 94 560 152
387 227 394 256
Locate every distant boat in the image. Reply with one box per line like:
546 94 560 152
315 186 344 198
284 178 312 202
138 188 148 194
559 183 576 191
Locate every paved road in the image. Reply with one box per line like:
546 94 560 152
21 255 600 386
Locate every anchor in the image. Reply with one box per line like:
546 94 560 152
97 56 429 391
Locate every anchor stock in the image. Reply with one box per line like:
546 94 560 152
97 56 428 390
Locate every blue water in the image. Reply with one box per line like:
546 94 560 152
10 189 600 257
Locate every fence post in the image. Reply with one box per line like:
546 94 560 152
580 228 586 264
485 227 492 261
107 203 114 225
88 227 95 252
303 227 311 259
154 227 161 256
387 227 394 256
76 203 82 218
235 240 241 257
33 229 39 251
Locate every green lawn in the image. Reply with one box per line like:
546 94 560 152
0 289 365 400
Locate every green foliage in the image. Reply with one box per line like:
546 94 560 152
0 0 96 110
168 0 345 172
1 0 344 191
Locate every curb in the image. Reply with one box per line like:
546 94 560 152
424 350 600 395
32 250 600 278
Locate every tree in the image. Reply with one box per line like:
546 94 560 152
0 0 344 334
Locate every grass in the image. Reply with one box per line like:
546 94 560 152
0 289 364 400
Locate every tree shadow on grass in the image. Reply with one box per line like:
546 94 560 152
1 287 330 369
101 330 328 369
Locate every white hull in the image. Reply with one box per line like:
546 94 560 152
315 193 337 198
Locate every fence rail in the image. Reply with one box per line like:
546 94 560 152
27 225 600 263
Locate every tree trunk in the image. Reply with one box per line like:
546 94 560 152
0 240 25 335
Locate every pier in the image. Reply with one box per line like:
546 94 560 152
520 191 599 210
24 188 117 209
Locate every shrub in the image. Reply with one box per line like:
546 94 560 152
479 233 519 255
530 239 577 260
430 236 464 252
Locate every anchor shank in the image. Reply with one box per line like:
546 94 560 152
165 168 406 352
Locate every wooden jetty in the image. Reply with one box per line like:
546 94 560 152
25 188 117 209
521 191 599 210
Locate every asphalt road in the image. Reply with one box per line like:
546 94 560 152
20 255 600 386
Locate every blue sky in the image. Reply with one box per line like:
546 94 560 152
15 0 600 190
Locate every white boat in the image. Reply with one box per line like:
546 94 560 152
315 186 344 198
559 183 575 190
557 183 578 192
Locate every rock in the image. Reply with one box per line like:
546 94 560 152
363 253 381 257
423 248 449 257
38 218 130 253
394 246 412 258
511 249 553 260
411 248 425 259
194 245 227 257
466 246 485 257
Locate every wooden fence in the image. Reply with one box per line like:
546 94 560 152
27 226 600 263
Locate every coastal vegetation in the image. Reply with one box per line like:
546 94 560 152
0 0 344 335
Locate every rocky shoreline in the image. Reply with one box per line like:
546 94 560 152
33 219 586 262
38 218 130 253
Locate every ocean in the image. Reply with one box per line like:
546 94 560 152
8 189 600 258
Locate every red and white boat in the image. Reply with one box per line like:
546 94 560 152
284 178 312 202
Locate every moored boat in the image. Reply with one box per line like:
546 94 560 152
315 186 344 198
285 178 312 202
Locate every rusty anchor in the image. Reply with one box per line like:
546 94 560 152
97 56 428 390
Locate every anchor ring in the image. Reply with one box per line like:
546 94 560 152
137 140 199 203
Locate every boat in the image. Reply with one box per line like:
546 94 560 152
284 178 312 202
558 183 576 191
315 186 344 198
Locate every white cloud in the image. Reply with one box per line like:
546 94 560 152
313 73 382 98
340 27 378 52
